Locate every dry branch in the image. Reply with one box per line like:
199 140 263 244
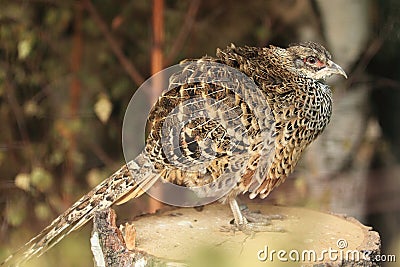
165 0 201 65
84 0 145 86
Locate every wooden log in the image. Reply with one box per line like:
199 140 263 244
91 204 381 267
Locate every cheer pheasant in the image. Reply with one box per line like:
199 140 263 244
2 41 346 266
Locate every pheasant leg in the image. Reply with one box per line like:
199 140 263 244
227 198 285 233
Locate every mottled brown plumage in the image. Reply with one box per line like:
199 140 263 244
2 42 346 266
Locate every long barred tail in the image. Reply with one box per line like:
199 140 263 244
2 152 161 267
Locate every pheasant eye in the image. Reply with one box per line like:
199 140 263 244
306 56 317 64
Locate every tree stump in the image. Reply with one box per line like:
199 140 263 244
91 204 381 267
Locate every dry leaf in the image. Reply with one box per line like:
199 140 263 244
15 173 31 191
94 93 112 124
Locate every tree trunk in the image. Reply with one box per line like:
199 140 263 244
91 204 381 267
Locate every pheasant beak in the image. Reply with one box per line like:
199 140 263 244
326 59 347 79
314 59 347 80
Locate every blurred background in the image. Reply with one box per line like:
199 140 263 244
0 0 399 266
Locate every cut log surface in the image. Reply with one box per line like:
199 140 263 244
92 204 381 267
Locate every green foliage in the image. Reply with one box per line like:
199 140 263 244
188 246 237 267
30 167 53 193
5 196 27 227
